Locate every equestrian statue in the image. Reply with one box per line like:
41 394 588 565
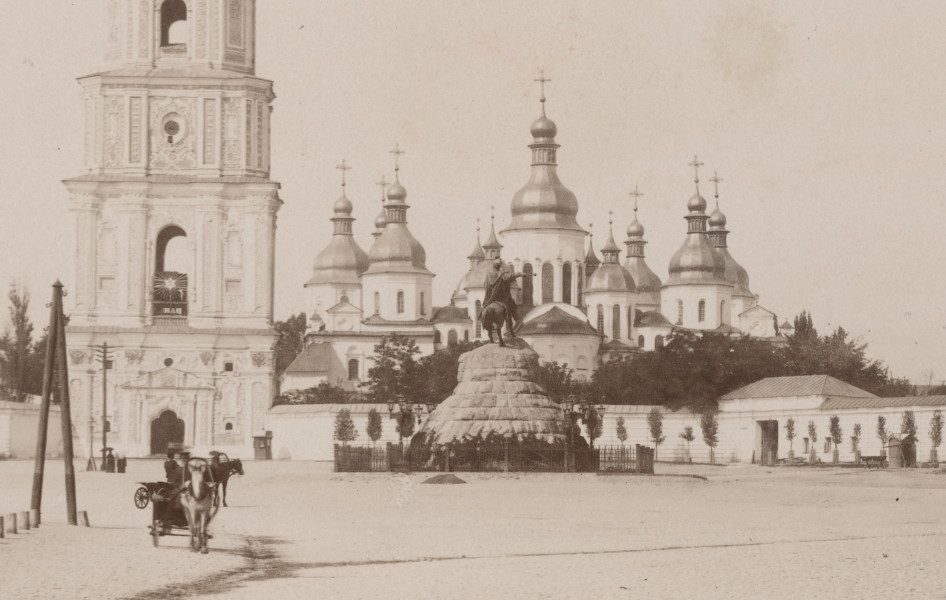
477 258 534 347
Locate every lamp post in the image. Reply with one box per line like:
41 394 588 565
95 343 113 471
387 396 414 448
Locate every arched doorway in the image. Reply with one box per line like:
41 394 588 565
150 410 185 455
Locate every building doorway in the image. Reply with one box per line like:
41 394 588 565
150 410 185 455
757 420 779 465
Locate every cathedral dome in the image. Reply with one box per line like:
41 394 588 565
308 237 368 285
623 258 662 292
333 193 353 214
373 209 388 230
718 247 753 297
667 234 726 284
586 263 636 293
386 182 407 203
367 225 429 272
687 191 708 213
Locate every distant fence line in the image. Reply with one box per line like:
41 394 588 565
334 442 655 474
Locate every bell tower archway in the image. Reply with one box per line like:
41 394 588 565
150 410 185 455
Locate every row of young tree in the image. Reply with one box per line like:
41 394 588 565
783 410 945 463
0 286 47 401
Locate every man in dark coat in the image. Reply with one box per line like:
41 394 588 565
481 258 530 335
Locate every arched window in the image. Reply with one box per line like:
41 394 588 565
577 264 584 306
225 422 233 431
637 335 644 348
160 0 188 47
373 292 380 315
347 359 359 381
475 300 482 338
655 335 664 350
156 225 187 273
612 305 621 340
420 292 426 316
676 300 683 325
434 329 442 344
447 329 458 346
628 306 634 338
397 291 404 314
464 330 470 342
562 263 572 305
541 263 554 303
698 300 706 323
720 300 727 324
596 304 604 333
521 263 534 307
154 225 188 317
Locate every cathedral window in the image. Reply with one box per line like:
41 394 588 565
374 292 380 315
420 292 426 315
160 0 188 47
522 263 534 307
464 330 470 342
577 264 584 307
397 291 404 314
627 306 634 338
612 305 621 340
596 305 604 333
434 329 442 344
676 300 683 325
541 263 553 303
348 359 360 381
153 226 188 319
637 335 644 348
655 335 664 350
698 300 706 323
720 300 727 324
475 300 482 338
448 330 458 346
224 362 234 372
562 263 572 305
225 422 233 431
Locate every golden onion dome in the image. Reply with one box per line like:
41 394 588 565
530 114 558 142
386 182 407 203
307 237 368 285
626 218 645 239
667 234 726 284
718 247 753 296
373 208 387 230
333 193 353 214
708 207 727 229
687 191 708 213
585 263 636 293
365 224 429 274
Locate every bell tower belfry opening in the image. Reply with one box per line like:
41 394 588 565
64 0 280 460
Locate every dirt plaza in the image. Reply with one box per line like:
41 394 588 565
2 459 945 600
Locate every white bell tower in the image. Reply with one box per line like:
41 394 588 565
63 0 280 459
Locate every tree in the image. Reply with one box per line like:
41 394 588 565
785 418 796 462
647 407 665 459
929 410 943 463
851 423 862 455
700 413 719 464
395 408 415 441
877 415 888 452
366 409 383 446
415 341 482 404
679 426 695 462
274 381 352 405
829 415 842 463
362 334 422 404
333 409 357 446
274 312 307 376
615 416 628 446
534 361 587 405
901 410 917 438
0 285 38 401
808 421 818 464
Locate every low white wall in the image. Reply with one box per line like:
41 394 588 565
0 402 63 459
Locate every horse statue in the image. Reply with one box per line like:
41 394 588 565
179 458 218 554
480 301 513 347
208 452 244 508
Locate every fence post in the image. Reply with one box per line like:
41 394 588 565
504 441 510 473
445 444 451 473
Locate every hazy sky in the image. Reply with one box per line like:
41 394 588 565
1 1 945 383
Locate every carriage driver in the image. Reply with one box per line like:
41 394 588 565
154 443 190 528
480 258 531 336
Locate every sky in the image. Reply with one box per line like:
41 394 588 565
1 1 945 383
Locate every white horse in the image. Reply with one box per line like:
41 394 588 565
179 459 217 554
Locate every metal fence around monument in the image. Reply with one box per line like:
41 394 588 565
334 443 654 474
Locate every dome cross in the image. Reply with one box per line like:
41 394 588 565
336 159 351 189
629 186 644 214
689 155 704 186
389 143 405 181
375 174 388 199
709 171 723 206
534 69 551 113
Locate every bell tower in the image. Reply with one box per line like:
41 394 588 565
63 0 280 459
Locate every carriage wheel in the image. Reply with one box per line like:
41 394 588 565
135 487 150 509
151 519 161 547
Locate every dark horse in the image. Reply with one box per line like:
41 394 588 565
208 456 244 507
481 302 514 347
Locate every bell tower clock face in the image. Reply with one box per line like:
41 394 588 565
153 271 188 317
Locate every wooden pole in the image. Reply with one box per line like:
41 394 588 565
29 283 60 526
99 342 108 470
54 283 78 525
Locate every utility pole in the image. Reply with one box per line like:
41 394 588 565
30 283 60 526
95 343 113 470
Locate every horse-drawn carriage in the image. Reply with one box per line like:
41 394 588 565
133 451 244 553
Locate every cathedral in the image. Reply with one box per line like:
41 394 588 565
283 81 779 391
64 1 278 459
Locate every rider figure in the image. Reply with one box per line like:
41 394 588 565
481 258 530 336
157 444 189 528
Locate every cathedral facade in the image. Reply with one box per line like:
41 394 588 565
284 86 779 391
65 0 279 458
